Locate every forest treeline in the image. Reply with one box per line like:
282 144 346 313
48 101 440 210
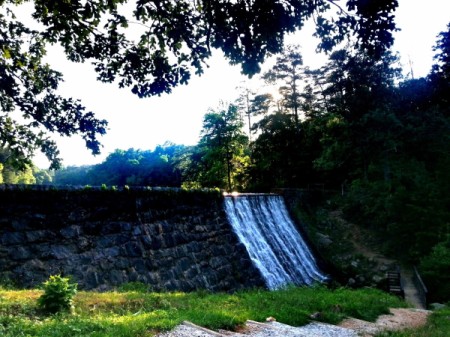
2 24 449 302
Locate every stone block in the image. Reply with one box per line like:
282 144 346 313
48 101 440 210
1 232 25 245
159 269 175 283
173 245 188 258
77 237 90 250
125 242 143 257
131 259 147 274
83 222 102 235
145 258 158 270
238 258 253 270
78 251 94 265
115 257 130 269
162 234 175 248
128 269 139 282
140 235 153 249
215 265 233 279
186 241 202 253
11 220 30 231
10 246 32 260
25 230 54 243
163 279 180 291
136 274 148 284
115 234 130 245
60 225 81 239
104 247 120 257
50 245 73 259
132 226 142 236
175 257 192 273
68 209 88 222
96 235 116 248
209 256 226 269
120 222 132 231
101 222 123 235
150 236 163 250
84 270 100 289
146 271 160 285
172 232 188 246
184 267 199 280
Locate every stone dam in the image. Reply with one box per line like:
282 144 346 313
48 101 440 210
0 187 325 291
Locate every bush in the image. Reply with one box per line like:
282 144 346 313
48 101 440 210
37 275 77 314
419 238 450 303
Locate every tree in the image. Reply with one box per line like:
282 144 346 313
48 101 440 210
195 103 248 191
420 238 450 302
51 143 190 186
84 144 187 186
32 166 53 184
429 22 450 119
0 147 36 183
0 10 107 170
249 111 299 189
263 45 305 128
1 163 36 184
52 165 93 186
248 107 324 190
310 48 401 184
250 94 273 117
432 23 450 81
314 38 450 265
235 84 254 140
235 85 273 141
1 0 398 168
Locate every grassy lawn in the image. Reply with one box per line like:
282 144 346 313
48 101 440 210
0 285 409 337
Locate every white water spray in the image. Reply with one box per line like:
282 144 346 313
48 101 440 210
224 194 327 289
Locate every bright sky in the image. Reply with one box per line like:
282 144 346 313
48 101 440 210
31 0 450 168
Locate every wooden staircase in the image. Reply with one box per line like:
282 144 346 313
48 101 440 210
387 267 404 298
387 265 429 309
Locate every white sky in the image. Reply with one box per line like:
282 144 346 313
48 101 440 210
30 0 450 168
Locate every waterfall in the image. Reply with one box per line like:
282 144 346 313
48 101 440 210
224 194 327 289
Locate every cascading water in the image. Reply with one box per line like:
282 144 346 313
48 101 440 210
224 194 327 289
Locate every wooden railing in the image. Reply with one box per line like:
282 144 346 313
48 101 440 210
413 266 428 309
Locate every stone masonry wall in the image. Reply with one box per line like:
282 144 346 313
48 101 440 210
0 187 264 291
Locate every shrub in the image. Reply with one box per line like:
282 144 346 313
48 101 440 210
419 238 450 303
37 275 77 314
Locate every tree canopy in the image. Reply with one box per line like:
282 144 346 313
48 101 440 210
0 0 399 168
193 103 248 191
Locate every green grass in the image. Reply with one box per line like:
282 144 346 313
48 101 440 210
0 285 407 337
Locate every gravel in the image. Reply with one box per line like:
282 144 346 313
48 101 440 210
155 308 431 337
155 322 222 337
156 320 358 337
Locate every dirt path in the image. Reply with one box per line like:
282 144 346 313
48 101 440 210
330 210 426 309
339 308 431 336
